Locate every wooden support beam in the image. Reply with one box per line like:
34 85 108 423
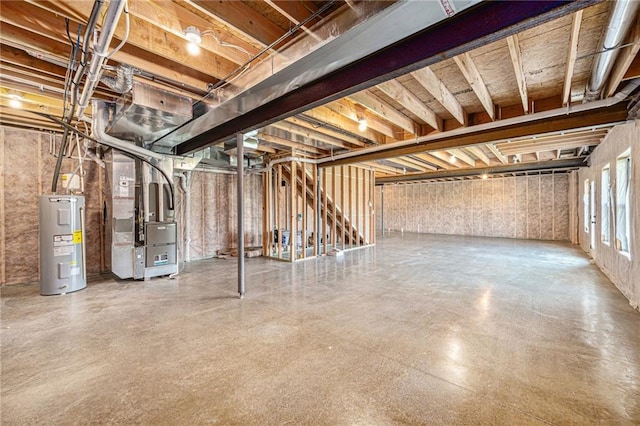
454 53 495 120
270 121 351 149
385 157 432 173
0 19 211 92
507 34 529 114
410 67 466 126
285 117 366 147
10 1 238 81
361 161 404 175
486 144 509 164
430 151 462 168
447 148 476 167
308 104 391 143
349 91 419 136
412 153 454 170
326 100 401 140
190 0 283 46
340 166 346 249
376 79 443 131
563 10 583 106
466 146 491 166
302 163 307 259
258 132 326 155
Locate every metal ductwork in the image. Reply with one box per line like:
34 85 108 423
105 81 193 145
584 0 640 102
101 65 134 94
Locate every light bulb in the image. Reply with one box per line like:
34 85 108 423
481 174 488 180
358 118 367 132
186 41 200 55
8 98 22 109
449 155 457 164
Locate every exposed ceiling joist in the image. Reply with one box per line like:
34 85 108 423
486 143 509 164
453 52 495 121
563 10 583 106
176 0 592 155
507 34 529 114
376 79 442 131
466 146 492 166
349 91 418 136
411 67 467 126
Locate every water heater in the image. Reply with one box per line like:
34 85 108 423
39 195 87 295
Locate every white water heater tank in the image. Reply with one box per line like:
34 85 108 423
39 195 87 295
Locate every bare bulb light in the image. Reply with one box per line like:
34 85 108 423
358 118 367 132
481 173 488 180
8 98 22 109
183 26 202 55
186 42 200 55
449 155 457 164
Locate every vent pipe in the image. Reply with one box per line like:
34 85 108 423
584 0 640 102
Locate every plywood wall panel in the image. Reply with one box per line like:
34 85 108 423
504 178 517 238
515 177 528 239
553 174 569 241
527 176 541 239
540 175 555 240
377 174 570 242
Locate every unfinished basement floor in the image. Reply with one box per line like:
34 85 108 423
2 233 640 424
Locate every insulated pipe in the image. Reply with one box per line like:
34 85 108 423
76 0 126 119
585 0 640 101
236 132 245 298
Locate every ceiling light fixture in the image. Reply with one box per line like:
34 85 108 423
6 90 23 109
183 26 202 55
481 173 488 180
358 118 367 132
449 155 457 164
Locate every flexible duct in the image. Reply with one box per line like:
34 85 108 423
584 0 640 101
101 65 134 94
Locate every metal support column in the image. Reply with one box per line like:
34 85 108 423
236 132 245 298
381 185 385 237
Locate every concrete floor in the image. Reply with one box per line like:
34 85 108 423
2 232 639 425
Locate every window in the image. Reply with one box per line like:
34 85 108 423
615 152 631 254
601 165 610 245
583 179 590 233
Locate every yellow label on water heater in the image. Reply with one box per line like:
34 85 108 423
73 230 82 244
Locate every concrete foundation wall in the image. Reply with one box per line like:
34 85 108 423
577 120 639 310
375 174 569 241
0 126 263 285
